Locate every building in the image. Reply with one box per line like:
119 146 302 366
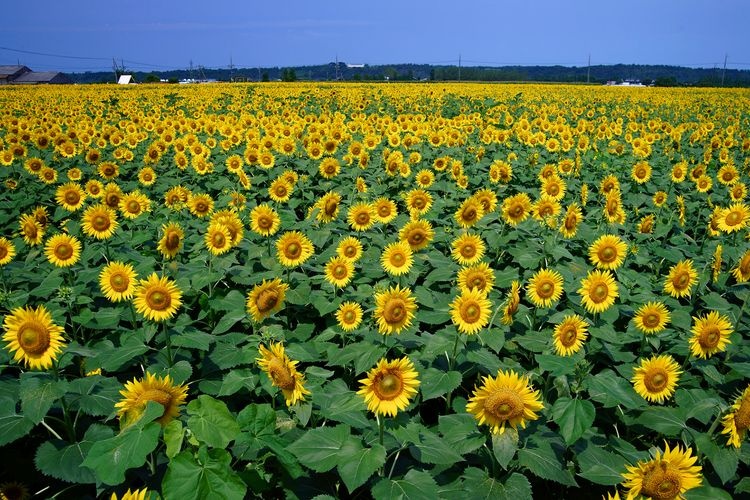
0 65 71 85
118 74 135 84
0 65 31 84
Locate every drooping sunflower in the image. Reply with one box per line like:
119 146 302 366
688 311 733 359
347 203 376 232
381 241 414 276
133 273 182 322
455 197 485 228
526 268 564 309
721 385 750 448
357 357 420 417
637 214 655 234
373 285 417 335
246 278 289 322
450 288 492 335
313 191 342 223
44 233 82 268
2 305 66 370
632 302 671 335
325 256 355 288
336 301 363 332
589 234 628 270
0 237 16 266
559 203 583 238
717 203 750 233
631 354 681 404
578 269 619 314
81 204 119 240
620 442 702 500
399 219 434 251
204 223 233 256
732 249 750 282
552 314 588 356
257 342 310 406
337 236 363 262
451 232 486 266
115 372 188 428
663 260 698 299
466 369 544 435
157 222 184 260
373 197 398 224
55 182 87 212
99 261 138 302
501 280 521 325
250 204 281 237
276 231 314 268
19 213 44 246
457 262 495 295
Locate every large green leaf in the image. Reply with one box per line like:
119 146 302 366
410 429 465 465
233 403 277 459
336 438 386 493
162 448 247 500
492 428 519 469
34 424 114 484
186 395 240 448
518 438 577 486
420 368 462 401
460 468 532 500
586 370 644 409
371 469 439 500
694 434 739 484
0 396 35 446
290 424 351 473
164 420 184 459
634 406 688 435
438 413 486 456
576 444 629 485
19 373 68 424
551 397 595 445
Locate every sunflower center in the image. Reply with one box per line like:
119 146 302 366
212 232 226 247
470 276 486 290
378 206 391 217
256 289 279 313
460 244 476 258
391 252 405 266
356 212 370 225
560 326 578 347
538 281 556 299
18 323 50 355
484 388 525 421
643 313 661 328
195 202 208 213
166 232 181 250
137 388 173 408
409 231 425 245
24 222 38 239
725 211 741 226
110 273 129 292
146 289 171 311
413 197 426 209
324 199 338 216
461 301 481 322
275 186 288 197
564 213 577 230
538 204 553 217
547 184 560 196
736 396 750 430
0 246 5 259
65 191 80 205
674 271 690 289
344 245 357 258
285 242 301 259
55 243 72 259
383 299 406 324
698 325 721 348
599 246 616 263
510 204 524 217
591 283 609 303
268 358 296 390
641 462 682 500
333 264 348 278
126 200 141 213
644 369 668 393
343 310 357 323
462 207 478 221
374 372 403 400
93 215 110 231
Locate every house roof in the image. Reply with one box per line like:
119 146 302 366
0 65 31 78
12 71 70 83
118 74 134 84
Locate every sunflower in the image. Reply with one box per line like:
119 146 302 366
164 185 189 210
373 285 417 335
85 179 103 198
357 357 420 417
44 233 81 268
319 157 340 179
688 311 733 359
81 204 118 240
102 183 123 210
257 342 310 406
381 241 413 276
552 314 588 356
115 372 188 427
603 191 626 224
268 178 293 203
276 231 314 268
0 482 30 500
526 268 564 308
157 222 184 260
559 203 583 238
250 204 281 237
415 169 435 188
109 488 150 500
578 269 619 314
314 191 342 223
717 203 750 233
455 198 485 228
133 273 182 322
501 280 521 325
632 354 681 404
466 369 543 435
19 214 44 246
631 161 652 184
138 167 157 186
373 197 398 224
0 237 16 266
632 302 671 335
210 210 244 247
473 188 498 214
336 301 363 332
399 219 434 251
99 261 138 302
457 262 495 295
729 182 747 202
347 203 376 232
637 214 655 234
589 234 628 270
621 442 701 500
670 162 687 183
246 278 289 322
541 175 566 201
449 232 485 266
721 385 750 448
694 175 712 193
405 189 433 215
325 256 355 288
187 193 214 218
663 260 698 299
717 164 739 186
450 288 492 335
55 182 87 212
733 250 750 282
203 223 232 256
336 236 363 263
38 166 57 184
2 305 66 370
119 191 151 219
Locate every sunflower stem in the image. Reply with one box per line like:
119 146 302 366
40 419 64 441
207 256 214 298
163 321 174 367
378 415 385 449
705 408 723 438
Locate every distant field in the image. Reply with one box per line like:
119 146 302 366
0 83 748 499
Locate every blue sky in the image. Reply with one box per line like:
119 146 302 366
2 0 749 73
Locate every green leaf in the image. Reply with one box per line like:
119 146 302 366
187 395 240 448
336 438 386 493
694 434 739 484
81 402 163 485
410 429 466 465
314 379 369 428
551 397 595 445
93 340 149 371
735 477 750 495
371 469 439 500
172 330 215 351
162 449 247 500
518 439 577 486
535 354 576 377
70 376 122 417
19 373 68 424
684 484 733 500
586 370 644 409
492 428 519 469
0 396 35 446
233 403 276 459
212 309 247 334
214 289 247 311
576 445 629 485
290 424 351 473
34 424 113 484
438 413 486 456
420 368 462 401
461 468 532 500
164 420 184 459
634 406 688 435
218 368 258 396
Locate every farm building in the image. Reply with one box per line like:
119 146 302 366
0 65 31 84
0 65 71 84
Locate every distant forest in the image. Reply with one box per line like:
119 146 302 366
71 62 750 87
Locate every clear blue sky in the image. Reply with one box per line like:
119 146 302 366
2 0 748 73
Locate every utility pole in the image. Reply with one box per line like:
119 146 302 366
189 60 194 82
458 54 461 82
587 54 591 84
229 55 234 82
721 53 727 86
335 54 340 81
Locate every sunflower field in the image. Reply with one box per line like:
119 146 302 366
0 82 749 500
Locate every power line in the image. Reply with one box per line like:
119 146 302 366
0 45 109 61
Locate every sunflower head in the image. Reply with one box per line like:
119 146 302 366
45 233 82 268
336 236 363 262
721 385 750 448
466 369 544 435
457 262 495 295
357 357 420 417
381 241 414 276
553 315 588 356
399 219 434 251
589 234 628 270
115 372 188 427
632 354 681 404
0 237 16 266
325 256 355 288
688 311 733 359
633 302 671 335
276 231 314 268
336 301 363 332
663 260 698 299
578 269 619 314
450 288 492 335
100 261 138 302
2 305 66 370
82 204 119 240
621 442 702 500
373 285 417 335
451 233 486 266
257 342 310 406
246 278 289 322
133 273 182 322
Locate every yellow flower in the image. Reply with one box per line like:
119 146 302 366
526 268 564 309
119 191 151 219
717 203 749 233
250 204 281 237
99 261 138 302
688 311 733 359
138 167 157 186
541 175 566 201
313 191 342 223
451 233 485 266
552 314 588 356
373 285 417 335
721 385 750 448
373 197 398 224
276 231 314 267
44 234 81 268
246 279 289 322
347 203 376 231
501 281 521 325
559 203 583 238
81 204 118 240
115 372 188 427
204 223 232 256
457 262 495 296
187 193 214 218
631 354 681 404
2 305 66 370
336 236 363 262
500 193 532 226
336 301 363 332
450 288 492 335
319 157 340 179
257 342 310 406
357 357 420 417
19 213 44 246
732 249 750 282
578 269 619 314
589 234 628 270
324 256 355 288
621 442 701 500
55 182 87 212
0 237 16 266
110 488 150 500
663 260 698 299
268 177 293 203
158 222 184 260
133 273 182 322
631 160 652 184
466 369 543 435
632 302 671 334
473 188 498 214
405 189 433 215
399 219 434 251
381 241 413 276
